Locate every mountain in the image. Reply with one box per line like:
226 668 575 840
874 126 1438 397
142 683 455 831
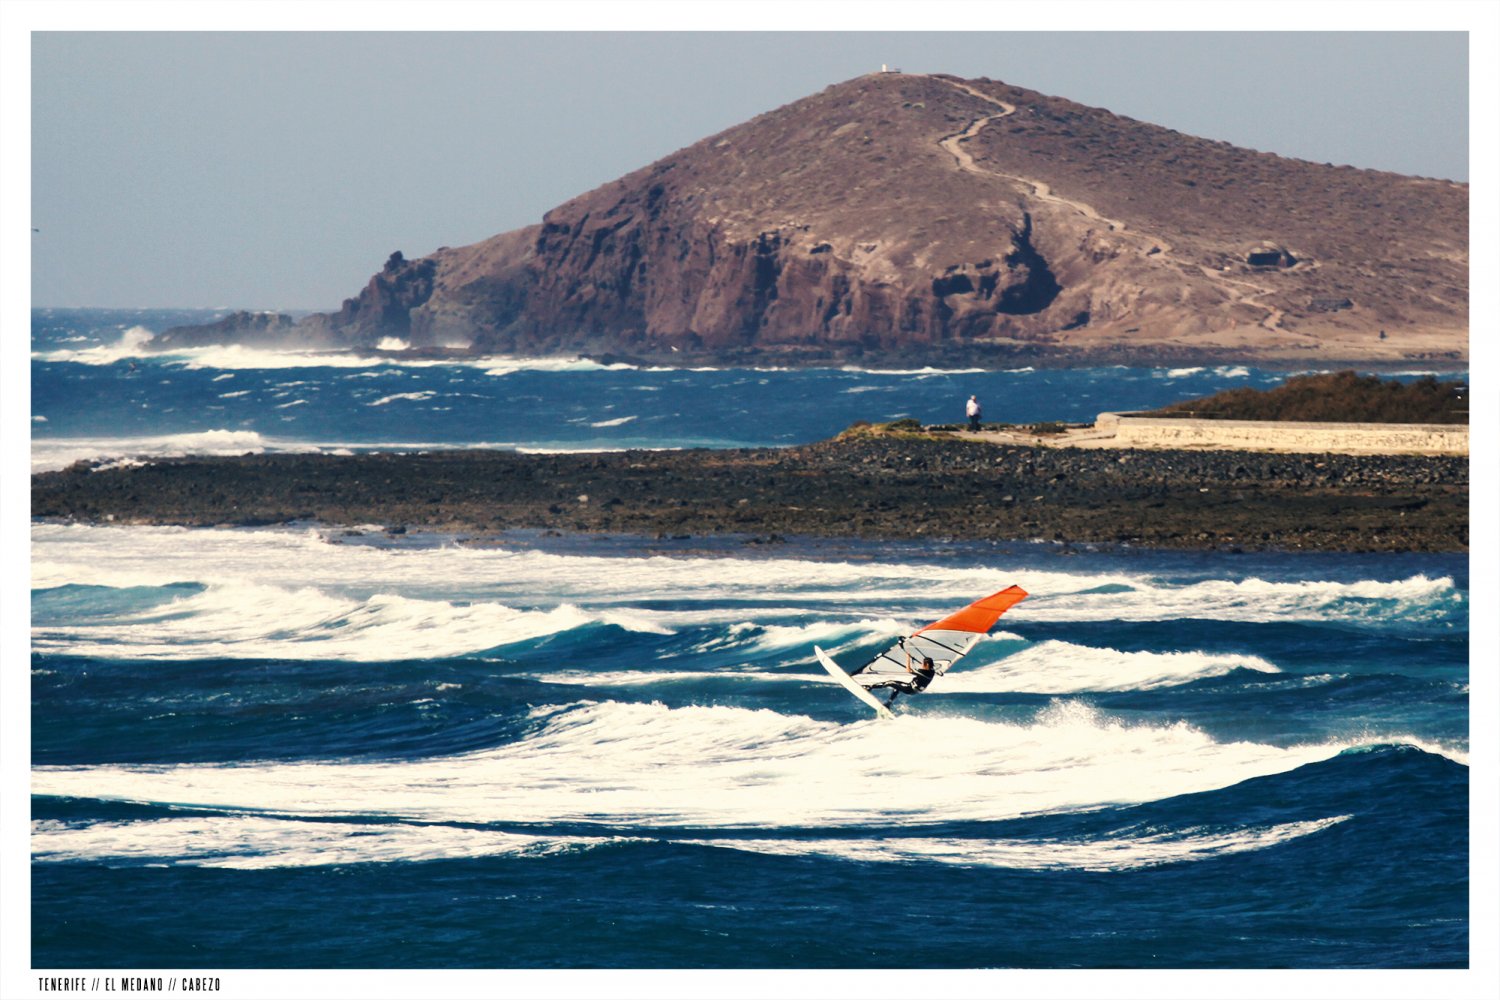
158 72 1468 366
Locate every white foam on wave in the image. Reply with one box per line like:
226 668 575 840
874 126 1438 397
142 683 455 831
27 522 1002 602
1034 574 1461 625
589 415 638 428
544 668 799 688
29 813 1349 872
748 617 910 652
481 357 637 377
942 640 1279 694
30 430 273 473
30 523 1462 632
367 391 437 407
514 445 681 455
88 458 149 473
839 365 987 376
693 815 1352 871
30 699 1378 830
30 816 629 869
32 326 646 375
29 580 635 661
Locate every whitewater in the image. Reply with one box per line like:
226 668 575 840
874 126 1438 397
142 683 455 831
28 309 1470 970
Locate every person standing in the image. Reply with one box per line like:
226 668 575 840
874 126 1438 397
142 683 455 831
966 394 982 431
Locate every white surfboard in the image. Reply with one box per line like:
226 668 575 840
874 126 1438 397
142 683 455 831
815 645 895 720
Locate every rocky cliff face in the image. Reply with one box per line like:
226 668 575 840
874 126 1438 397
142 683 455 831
164 72 1468 365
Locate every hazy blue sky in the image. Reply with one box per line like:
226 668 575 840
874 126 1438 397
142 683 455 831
30 30 1471 309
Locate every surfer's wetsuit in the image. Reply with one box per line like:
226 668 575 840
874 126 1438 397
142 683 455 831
883 657 936 706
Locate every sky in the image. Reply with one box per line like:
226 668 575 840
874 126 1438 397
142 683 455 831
23 24 1475 310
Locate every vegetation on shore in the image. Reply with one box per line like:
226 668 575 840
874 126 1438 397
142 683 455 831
1140 371 1468 424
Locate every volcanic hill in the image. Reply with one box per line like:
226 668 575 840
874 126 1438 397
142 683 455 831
161 72 1469 366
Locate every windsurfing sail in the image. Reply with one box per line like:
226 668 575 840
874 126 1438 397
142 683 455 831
849 585 1028 690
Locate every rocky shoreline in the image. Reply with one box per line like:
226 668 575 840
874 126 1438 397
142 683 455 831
31 436 1467 553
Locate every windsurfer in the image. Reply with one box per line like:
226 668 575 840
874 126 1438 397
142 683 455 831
885 655 936 707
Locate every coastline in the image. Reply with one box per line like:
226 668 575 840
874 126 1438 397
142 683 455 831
185 340 1469 375
30 436 1468 553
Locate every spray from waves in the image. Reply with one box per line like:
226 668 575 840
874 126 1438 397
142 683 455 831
32 325 645 375
31 326 159 365
32 699 1379 829
30 813 1349 872
29 581 666 661
942 640 1279 694
29 430 274 473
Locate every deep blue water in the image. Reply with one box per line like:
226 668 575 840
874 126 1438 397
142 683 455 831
28 309 1470 970
33 307 1464 471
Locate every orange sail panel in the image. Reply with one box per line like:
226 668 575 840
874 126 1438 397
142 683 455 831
916 585 1029 636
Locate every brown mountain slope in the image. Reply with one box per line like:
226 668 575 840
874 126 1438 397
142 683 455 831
165 72 1467 365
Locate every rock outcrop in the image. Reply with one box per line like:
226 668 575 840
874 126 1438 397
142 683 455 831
162 72 1469 365
152 310 302 348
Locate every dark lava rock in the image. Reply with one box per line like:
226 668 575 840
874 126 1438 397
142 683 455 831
31 437 1467 553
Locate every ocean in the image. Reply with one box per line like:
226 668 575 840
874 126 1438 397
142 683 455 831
27 308 1470 973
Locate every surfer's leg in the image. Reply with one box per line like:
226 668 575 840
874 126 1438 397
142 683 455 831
885 689 901 708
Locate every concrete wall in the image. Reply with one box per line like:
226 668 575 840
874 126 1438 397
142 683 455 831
1093 413 1468 455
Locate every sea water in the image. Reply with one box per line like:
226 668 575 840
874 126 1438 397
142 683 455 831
30 307 1386 471
28 309 1469 969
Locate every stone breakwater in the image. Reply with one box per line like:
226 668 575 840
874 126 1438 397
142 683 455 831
31 437 1467 552
1090 414 1469 455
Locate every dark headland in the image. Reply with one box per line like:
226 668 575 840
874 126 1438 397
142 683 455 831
57 70 1468 554
152 71 1467 369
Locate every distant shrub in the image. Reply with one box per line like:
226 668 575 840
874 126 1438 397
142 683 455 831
884 418 925 433
1142 371 1467 424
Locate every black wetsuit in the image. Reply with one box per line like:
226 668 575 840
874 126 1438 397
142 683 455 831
882 663 936 706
